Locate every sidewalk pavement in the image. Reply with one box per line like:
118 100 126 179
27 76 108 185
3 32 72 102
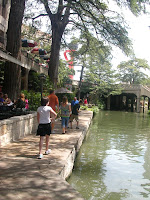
0 110 93 200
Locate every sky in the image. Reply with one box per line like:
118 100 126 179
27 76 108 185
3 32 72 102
111 6 150 69
73 3 150 80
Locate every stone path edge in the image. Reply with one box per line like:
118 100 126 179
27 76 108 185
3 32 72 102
59 110 93 180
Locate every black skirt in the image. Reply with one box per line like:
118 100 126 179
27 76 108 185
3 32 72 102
36 123 51 136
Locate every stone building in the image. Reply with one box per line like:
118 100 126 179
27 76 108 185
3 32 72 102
0 0 10 49
0 1 48 91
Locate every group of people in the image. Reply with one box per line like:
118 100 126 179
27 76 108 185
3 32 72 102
0 92 29 111
36 89 82 159
0 92 13 106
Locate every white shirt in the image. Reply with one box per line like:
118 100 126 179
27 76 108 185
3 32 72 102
37 106 52 124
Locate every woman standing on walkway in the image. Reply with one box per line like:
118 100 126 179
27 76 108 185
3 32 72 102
60 96 71 134
37 97 57 159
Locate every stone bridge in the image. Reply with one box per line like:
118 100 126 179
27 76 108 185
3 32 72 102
107 84 150 112
122 84 150 112
122 84 150 98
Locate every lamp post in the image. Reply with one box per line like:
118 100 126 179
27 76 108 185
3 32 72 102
78 64 84 100
38 73 47 102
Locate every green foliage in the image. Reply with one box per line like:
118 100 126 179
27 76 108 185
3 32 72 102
87 106 99 114
73 34 122 100
117 58 150 84
148 110 150 115
80 105 99 115
57 59 75 88
28 71 52 93
25 0 143 58
142 77 150 85
116 0 149 16
88 93 106 108
24 0 149 86
97 101 105 110
28 71 41 92
22 90 48 111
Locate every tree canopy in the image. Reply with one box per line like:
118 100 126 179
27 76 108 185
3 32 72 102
117 58 150 84
3 0 150 100
69 33 122 103
24 0 150 86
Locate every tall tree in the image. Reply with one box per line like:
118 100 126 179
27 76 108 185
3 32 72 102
25 0 149 89
29 0 149 87
70 33 121 101
3 0 25 100
117 58 150 84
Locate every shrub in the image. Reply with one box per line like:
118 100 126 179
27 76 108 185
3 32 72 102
22 90 49 111
80 105 99 115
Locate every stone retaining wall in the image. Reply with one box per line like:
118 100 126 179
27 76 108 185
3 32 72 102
0 112 38 147
60 111 93 180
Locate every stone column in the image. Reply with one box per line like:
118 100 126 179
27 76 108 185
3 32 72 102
136 96 140 113
107 95 110 110
143 97 145 113
131 97 134 112
148 98 150 110
126 96 129 111
21 68 29 90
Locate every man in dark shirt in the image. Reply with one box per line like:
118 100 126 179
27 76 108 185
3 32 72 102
70 102 80 129
71 97 79 110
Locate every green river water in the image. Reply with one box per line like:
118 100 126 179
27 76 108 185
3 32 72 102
67 111 150 200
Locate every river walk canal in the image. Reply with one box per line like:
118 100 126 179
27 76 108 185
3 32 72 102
68 111 150 200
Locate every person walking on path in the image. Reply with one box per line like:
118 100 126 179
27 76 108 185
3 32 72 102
71 97 79 110
70 100 81 129
60 96 71 134
84 98 88 106
37 97 57 159
48 89 59 133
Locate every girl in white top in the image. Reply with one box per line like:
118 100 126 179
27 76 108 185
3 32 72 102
37 97 57 159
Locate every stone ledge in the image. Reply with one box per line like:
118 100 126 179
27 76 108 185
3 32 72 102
0 112 38 147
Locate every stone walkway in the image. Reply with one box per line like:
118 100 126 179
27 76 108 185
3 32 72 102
0 110 93 200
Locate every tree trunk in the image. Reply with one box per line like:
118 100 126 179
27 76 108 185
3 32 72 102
42 1 70 88
3 0 25 101
48 24 62 88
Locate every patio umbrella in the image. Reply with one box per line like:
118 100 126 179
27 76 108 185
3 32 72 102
55 87 72 94
22 39 38 47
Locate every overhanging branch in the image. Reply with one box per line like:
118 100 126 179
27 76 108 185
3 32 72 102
32 13 48 20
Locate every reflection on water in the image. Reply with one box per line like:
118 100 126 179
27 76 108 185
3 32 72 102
67 111 150 200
